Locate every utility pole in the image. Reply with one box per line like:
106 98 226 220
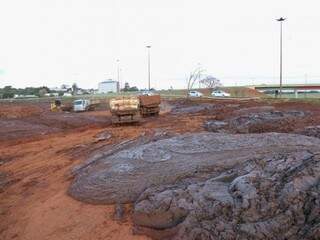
277 17 286 98
117 59 120 92
146 45 151 90
304 74 308 98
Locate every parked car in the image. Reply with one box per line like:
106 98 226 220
211 90 230 97
63 92 72 97
188 91 203 97
141 91 154 96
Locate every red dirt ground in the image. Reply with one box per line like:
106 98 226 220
0 103 42 119
1 98 320 240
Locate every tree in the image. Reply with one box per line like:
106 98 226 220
72 83 78 95
38 88 48 97
129 86 139 91
1 86 15 98
122 82 139 92
0 85 50 98
123 82 130 91
199 75 222 89
186 66 205 98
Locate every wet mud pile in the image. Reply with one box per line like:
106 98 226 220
0 103 109 142
297 125 320 139
205 110 306 134
171 103 221 114
69 132 320 240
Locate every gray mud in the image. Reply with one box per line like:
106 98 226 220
69 132 320 239
297 125 320 139
171 103 221 114
204 110 306 134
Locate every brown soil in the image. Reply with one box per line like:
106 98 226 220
222 87 266 97
1 98 320 240
0 103 42 119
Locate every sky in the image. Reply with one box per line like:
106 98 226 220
0 0 320 89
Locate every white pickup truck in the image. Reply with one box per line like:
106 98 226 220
73 99 100 112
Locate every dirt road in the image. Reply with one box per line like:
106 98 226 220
1 98 320 240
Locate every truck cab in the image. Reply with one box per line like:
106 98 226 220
73 99 90 112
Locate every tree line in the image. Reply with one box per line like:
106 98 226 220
0 86 51 99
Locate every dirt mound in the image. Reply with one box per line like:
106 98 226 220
203 120 228 132
233 106 275 115
223 87 266 98
133 150 320 240
229 110 305 133
204 110 306 134
0 119 59 140
297 125 320 139
0 104 42 119
172 103 220 114
69 132 320 239
0 101 110 143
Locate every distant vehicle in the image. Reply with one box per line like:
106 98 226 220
45 93 59 97
188 91 203 97
14 94 38 99
50 99 72 112
109 96 141 124
141 91 154 96
109 95 161 124
63 93 72 97
211 90 230 97
73 99 100 112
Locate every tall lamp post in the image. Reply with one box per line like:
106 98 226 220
116 59 120 92
146 45 151 90
276 17 286 98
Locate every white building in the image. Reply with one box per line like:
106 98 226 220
98 80 119 93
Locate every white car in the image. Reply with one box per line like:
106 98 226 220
211 90 230 97
141 91 154 96
63 92 72 97
188 91 203 97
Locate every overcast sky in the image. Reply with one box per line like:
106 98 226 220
0 0 320 89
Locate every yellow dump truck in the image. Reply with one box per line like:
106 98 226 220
109 96 141 124
139 94 161 117
109 95 161 124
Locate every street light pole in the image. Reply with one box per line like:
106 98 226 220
146 45 151 90
117 59 120 92
277 17 286 98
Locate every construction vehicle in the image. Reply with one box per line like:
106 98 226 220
50 99 72 112
73 99 100 112
139 94 161 117
109 94 161 124
109 96 140 124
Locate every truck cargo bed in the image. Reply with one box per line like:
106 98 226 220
140 106 160 116
111 114 140 124
139 95 161 107
109 96 140 124
139 95 161 117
